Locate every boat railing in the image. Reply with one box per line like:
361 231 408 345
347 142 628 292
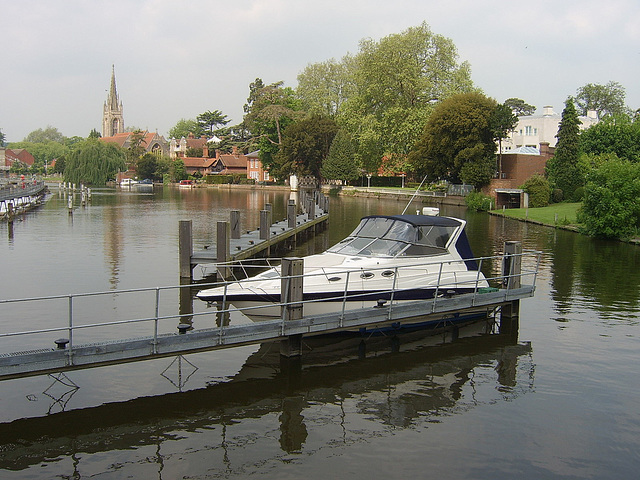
0 249 541 356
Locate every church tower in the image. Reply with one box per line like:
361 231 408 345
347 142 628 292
102 65 124 137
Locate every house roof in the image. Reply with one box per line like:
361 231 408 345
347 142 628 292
101 131 165 150
182 157 216 168
217 154 247 168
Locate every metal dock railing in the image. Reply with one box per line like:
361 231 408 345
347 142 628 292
0 245 541 381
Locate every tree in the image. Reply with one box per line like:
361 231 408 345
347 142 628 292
409 92 497 187
337 22 474 173
126 130 146 170
490 102 518 174
24 126 65 143
243 79 302 176
575 81 626 118
197 110 230 135
580 114 640 162
546 99 583 200
7 141 70 169
578 156 640 239
64 139 126 185
274 116 339 181
169 158 187 182
297 57 353 117
504 98 536 116
88 129 101 139
321 129 361 183
136 153 158 180
0 129 5 147
168 118 203 139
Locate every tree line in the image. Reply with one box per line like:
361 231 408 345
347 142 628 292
2 21 638 239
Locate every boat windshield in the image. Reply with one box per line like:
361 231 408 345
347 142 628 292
327 216 458 257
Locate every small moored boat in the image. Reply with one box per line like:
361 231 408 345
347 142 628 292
196 208 490 321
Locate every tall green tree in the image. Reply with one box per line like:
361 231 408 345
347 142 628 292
575 81 626 118
546 99 583 200
338 22 474 173
197 110 230 135
504 97 536 116
490 102 518 175
274 116 339 181
0 129 5 146
321 128 360 183
243 79 302 177
297 57 353 117
64 139 125 185
409 92 497 187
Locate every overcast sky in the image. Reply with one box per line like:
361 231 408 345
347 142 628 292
2 0 639 142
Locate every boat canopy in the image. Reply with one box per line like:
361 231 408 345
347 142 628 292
327 215 463 258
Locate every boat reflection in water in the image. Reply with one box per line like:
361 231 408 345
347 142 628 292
0 319 532 474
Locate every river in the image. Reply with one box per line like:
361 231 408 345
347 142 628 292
0 185 638 479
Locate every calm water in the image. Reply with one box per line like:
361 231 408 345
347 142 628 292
1 185 639 479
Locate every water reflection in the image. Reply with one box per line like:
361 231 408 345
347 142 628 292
0 321 533 473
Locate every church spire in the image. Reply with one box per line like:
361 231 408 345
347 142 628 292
108 65 120 111
102 65 125 137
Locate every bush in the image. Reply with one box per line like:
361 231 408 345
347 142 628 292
465 191 493 211
522 174 551 207
578 158 640 239
552 188 563 203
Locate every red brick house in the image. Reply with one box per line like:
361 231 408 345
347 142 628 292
1 148 36 173
483 142 554 208
246 150 271 182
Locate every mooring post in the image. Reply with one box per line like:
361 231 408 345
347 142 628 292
179 220 193 279
230 210 241 239
280 257 304 357
308 198 316 220
260 209 271 240
501 241 522 335
287 200 296 229
216 221 231 280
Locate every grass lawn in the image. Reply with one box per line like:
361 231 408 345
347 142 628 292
491 202 581 226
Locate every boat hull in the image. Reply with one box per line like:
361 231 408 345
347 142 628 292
200 286 486 321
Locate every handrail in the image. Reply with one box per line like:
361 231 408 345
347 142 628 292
0 249 542 356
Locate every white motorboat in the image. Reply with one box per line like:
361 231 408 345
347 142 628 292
119 178 139 187
196 209 490 320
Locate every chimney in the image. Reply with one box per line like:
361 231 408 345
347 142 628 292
232 146 238 157
587 110 598 120
543 106 554 116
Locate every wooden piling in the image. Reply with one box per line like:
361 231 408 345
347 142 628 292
500 241 521 335
259 209 271 240
280 257 304 357
230 210 241 239
179 220 193 279
216 221 231 279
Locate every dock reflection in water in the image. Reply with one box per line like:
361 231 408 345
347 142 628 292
0 319 533 476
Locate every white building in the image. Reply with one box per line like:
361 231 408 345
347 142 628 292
501 105 598 153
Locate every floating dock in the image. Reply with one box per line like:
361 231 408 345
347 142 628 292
0 242 539 381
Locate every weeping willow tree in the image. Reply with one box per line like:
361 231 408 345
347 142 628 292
64 139 126 185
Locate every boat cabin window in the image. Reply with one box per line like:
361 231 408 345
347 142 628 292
328 217 458 257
